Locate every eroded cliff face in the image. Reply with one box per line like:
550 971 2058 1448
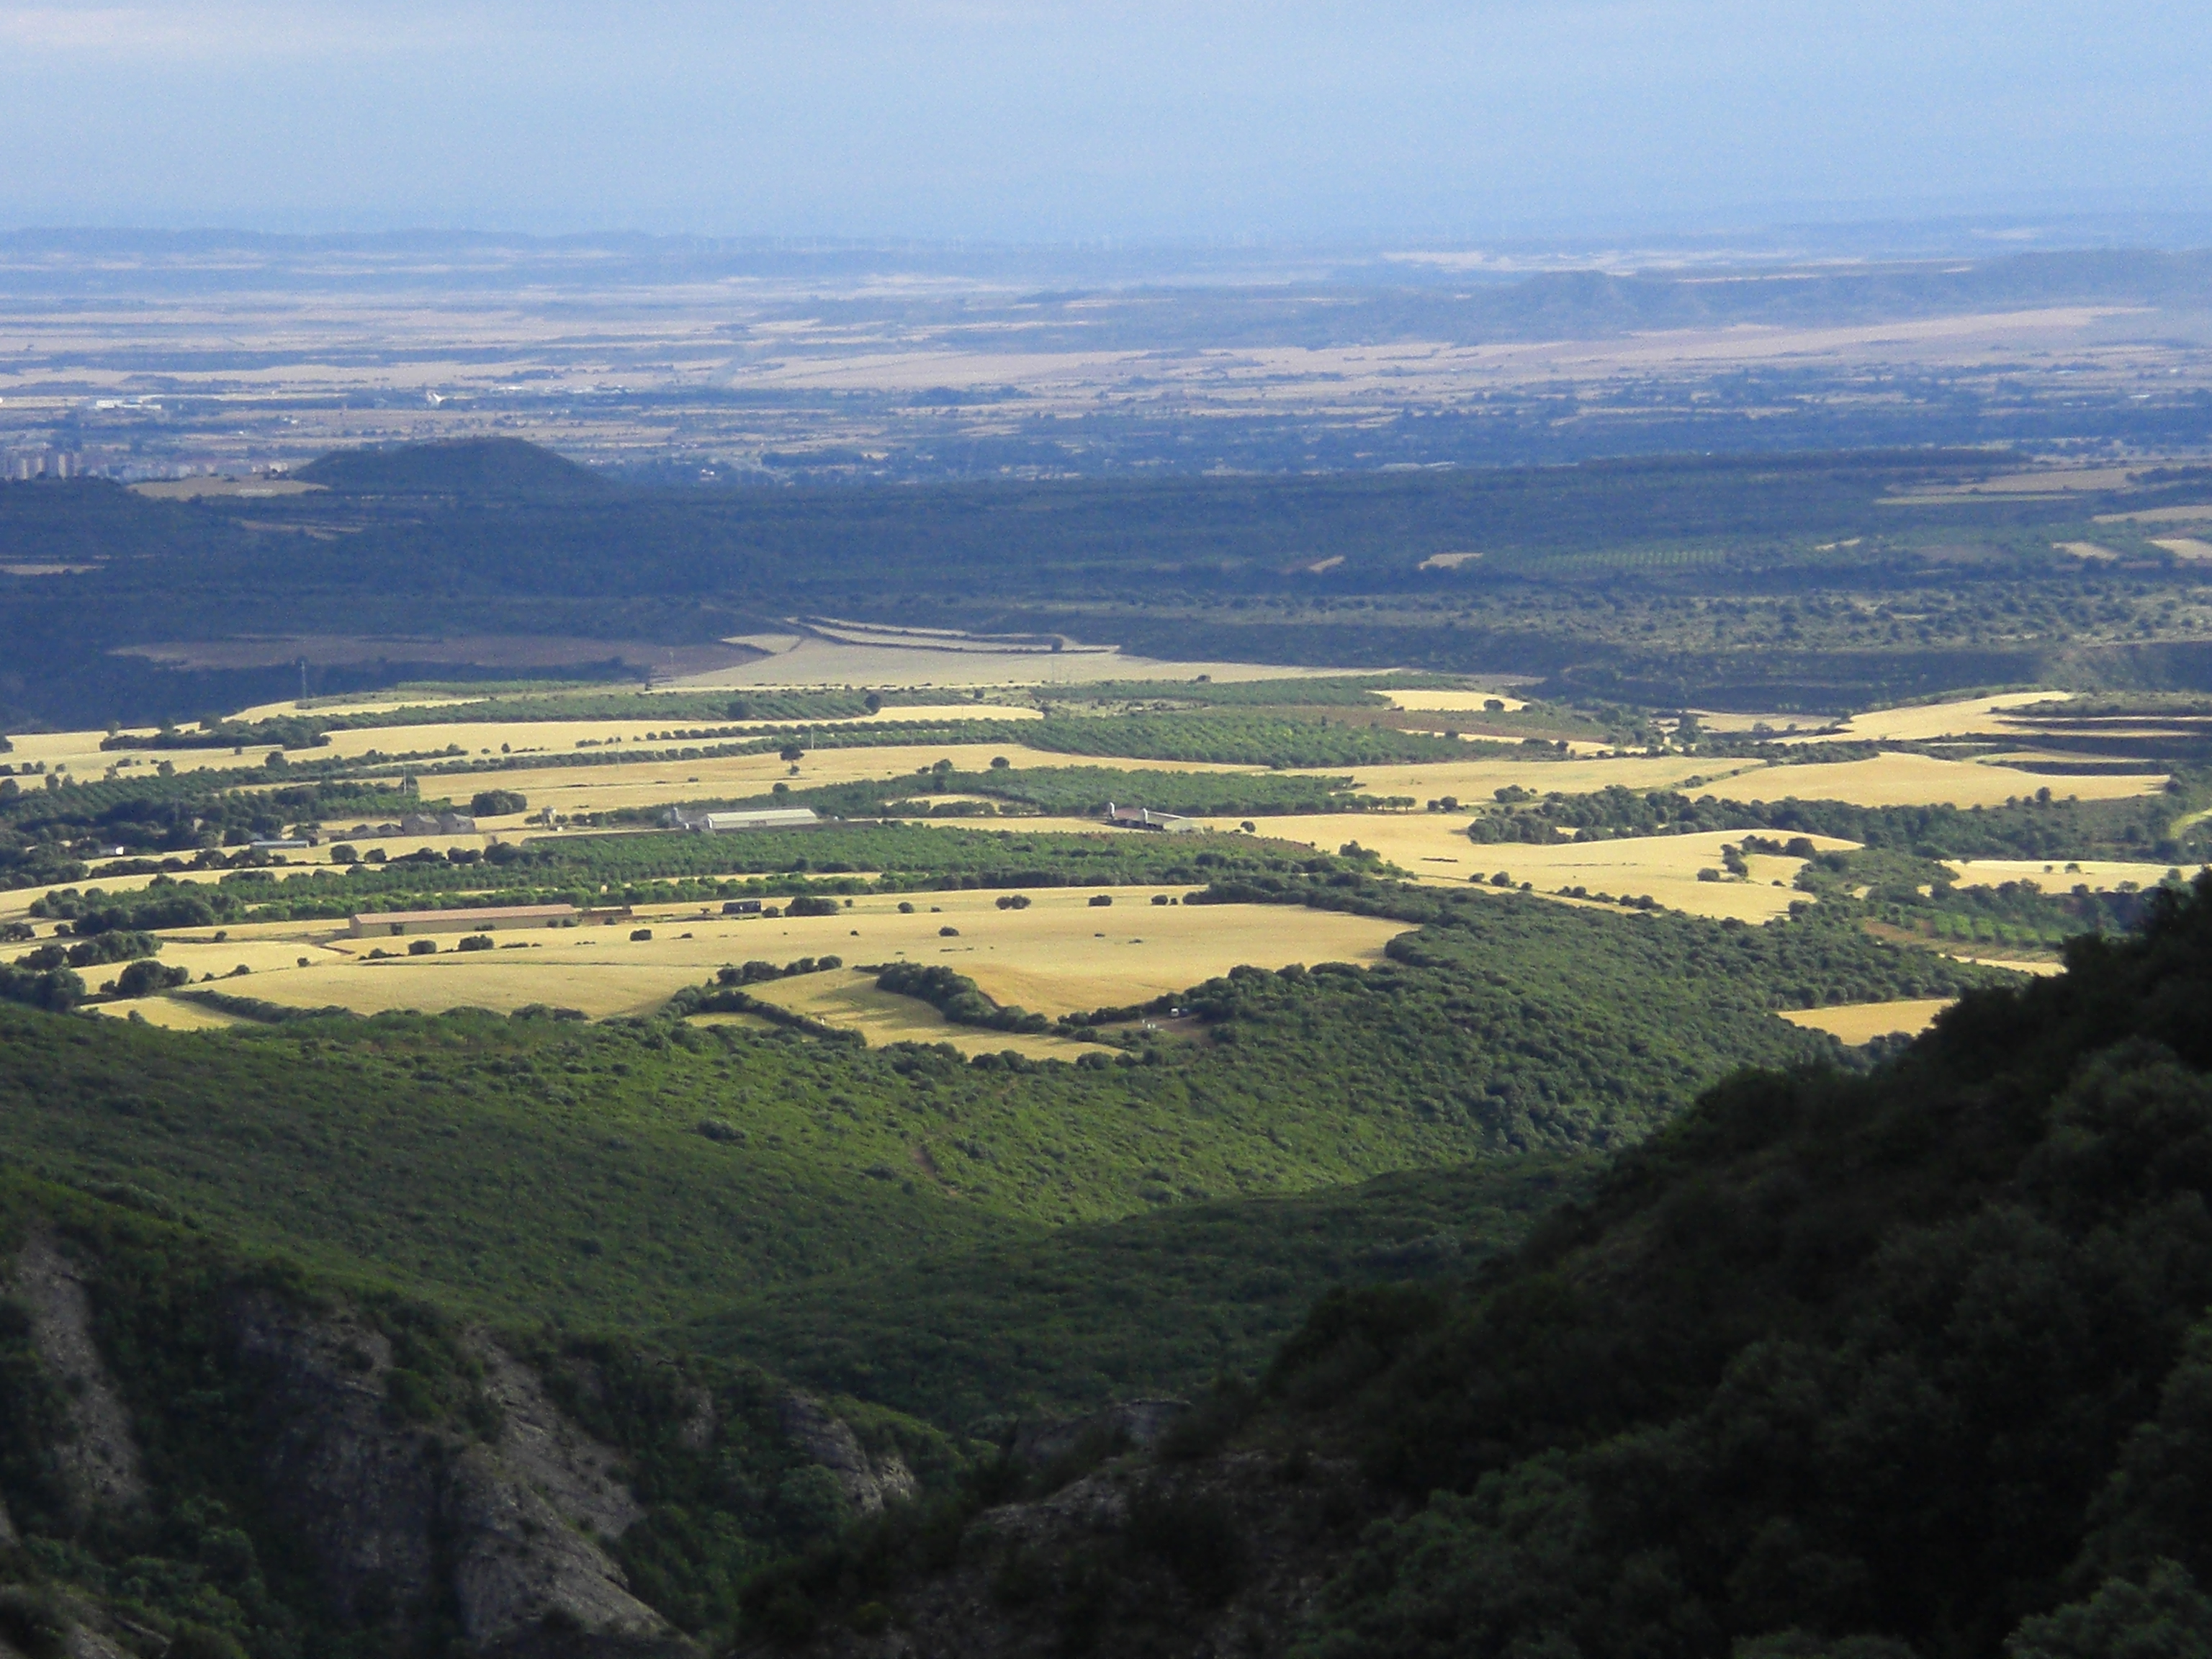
0 1233 703 1657
777 1393 917 1518
230 1290 690 1656
0 1223 943 1657
8 1231 146 1528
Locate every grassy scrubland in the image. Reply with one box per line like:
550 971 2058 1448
743 879 2212 1659
0 884 1999 1359
691 1155 1603 1429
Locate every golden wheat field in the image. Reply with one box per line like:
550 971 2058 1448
1708 752 2165 809
1185 815 1850 922
89 996 252 1031
1779 999 1957 1043
1303 753 1753 801
1295 747 2159 817
1383 690 1529 715
1946 858 2205 891
1457 830 1851 922
1192 812 1491 881
118 889 1411 1025
1781 692 2055 745
440 742 1255 816
307 703 1047 763
740 971 1095 1059
4 729 282 778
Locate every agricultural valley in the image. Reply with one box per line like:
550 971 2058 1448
4 427 2212 1658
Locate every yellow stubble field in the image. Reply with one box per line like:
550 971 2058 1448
123 887 1411 1029
307 703 1045 763
1705 752 2165 809
448 742 1256 817
1780 999 1957 1043
1779 692 2057 745
1384 691 1529 715
1189 815 1849 922
1292 749 2161 816
2 731 281 778
739 972 1096 1060
1456 832 1848 922
89 997 253 1032
1296 753 1758 800
1946 858 2206 891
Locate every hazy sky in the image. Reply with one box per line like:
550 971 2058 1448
1 1 2206 240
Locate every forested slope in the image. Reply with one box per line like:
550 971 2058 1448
747 873 2212 1658
12 443 2212 727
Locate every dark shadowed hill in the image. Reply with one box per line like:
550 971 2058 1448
741 873 2212 1659
297 436 612 498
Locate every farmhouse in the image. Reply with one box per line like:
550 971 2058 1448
669 806 825 832
400 811 476 835
347 902 628 938
1104 802 1197 833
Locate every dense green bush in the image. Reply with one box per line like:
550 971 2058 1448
874 964 1049 1035
1272 873 2212 1659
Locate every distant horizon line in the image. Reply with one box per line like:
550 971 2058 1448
5 207 2212 258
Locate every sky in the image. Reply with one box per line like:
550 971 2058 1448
1 0 2207 241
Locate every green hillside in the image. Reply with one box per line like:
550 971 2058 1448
0 886 1992 1340
295 436 612 498
748 873 2212 1657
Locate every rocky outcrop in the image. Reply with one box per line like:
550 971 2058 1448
776 1393 917 1516
1009 1398 1187 1471
476 1338 647 1542
9 1233 146 1527
62 1629 130 1659
230 1292 691 1655
230 1292 444 1623
446 1444 686 1658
